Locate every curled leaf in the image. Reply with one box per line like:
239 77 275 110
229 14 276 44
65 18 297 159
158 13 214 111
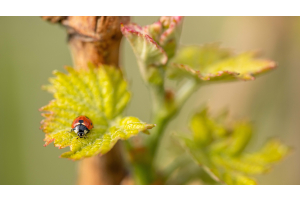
145 16 183 59
121 17 183 85
121 16 183 66
40 64 155 160
171 43 276 82
179 107 290 185
121 23 168 67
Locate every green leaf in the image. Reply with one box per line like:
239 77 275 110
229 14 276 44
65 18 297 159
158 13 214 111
40 64 155 160
179 107 290 185
189 108 228 146
226 122 252 156
189 108 213 145
222 172 257 185
170 43 276 82
243 139 290 164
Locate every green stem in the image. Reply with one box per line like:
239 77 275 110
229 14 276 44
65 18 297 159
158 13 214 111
148 113 171 157
132 78 198 185
163 155 192 179
130 62 199 184
176 79 199 106
149 83 166 114
149 79 199 160
131 162 155 185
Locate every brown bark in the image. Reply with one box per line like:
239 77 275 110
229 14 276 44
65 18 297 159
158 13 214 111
77 141 127 185
42 16 130 70
42 16 130 185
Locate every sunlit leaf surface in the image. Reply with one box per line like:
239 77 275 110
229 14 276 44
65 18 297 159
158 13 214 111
171 44 276 82
40 64 155 160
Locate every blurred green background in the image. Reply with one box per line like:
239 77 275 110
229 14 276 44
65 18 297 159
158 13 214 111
0 16 299 184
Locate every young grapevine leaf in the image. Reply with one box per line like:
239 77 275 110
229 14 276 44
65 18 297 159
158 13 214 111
145 16 183 59
121 23 168 67
121 17 183 85
40 64 155 160
170 43 276 82
179 107 289 185
121 16 183 66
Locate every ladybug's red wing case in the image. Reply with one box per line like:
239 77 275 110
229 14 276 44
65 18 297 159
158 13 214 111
82 116 93 130
71 119 76 129
71 116 93 130
71 117 80 129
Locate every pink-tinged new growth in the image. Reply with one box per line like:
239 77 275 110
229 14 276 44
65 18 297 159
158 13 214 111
121 23 168 66
121 16 183 67
144 16 183 59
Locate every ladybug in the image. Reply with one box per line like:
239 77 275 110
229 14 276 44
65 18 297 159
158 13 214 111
71 116 94 138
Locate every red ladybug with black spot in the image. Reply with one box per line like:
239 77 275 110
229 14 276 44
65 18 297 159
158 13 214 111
71 116 94 138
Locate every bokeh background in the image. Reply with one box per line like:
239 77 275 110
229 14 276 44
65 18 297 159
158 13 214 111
0 16 299 185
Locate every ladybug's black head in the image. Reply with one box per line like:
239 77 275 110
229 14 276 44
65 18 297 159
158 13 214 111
73 124 89 138
78 132 84 137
